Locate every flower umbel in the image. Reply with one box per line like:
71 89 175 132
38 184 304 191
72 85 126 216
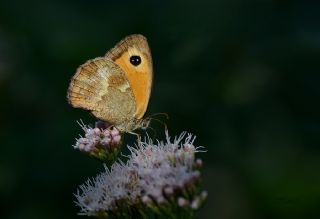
73 121 122 163
75 131 207 218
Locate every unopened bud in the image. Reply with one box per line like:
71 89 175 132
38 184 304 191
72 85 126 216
177 197 190 208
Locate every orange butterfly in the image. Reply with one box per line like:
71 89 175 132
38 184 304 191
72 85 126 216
67 34 153 133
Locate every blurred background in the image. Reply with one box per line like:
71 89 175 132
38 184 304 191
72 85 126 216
1 0 319 218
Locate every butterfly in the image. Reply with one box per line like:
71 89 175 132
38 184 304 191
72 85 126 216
67 34 153 133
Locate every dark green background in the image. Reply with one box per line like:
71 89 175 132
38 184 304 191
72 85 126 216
1 0 319 218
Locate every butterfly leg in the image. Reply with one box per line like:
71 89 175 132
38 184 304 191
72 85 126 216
128 131 142 143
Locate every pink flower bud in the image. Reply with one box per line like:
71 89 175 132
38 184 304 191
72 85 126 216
103 129 111 137
112 135 121 144
164 186 174 196
142 196 152 205
110 128 119 137
177 197 189 207
101 137 111 145
93 128 101 135
78 143 86 151
85 128 95 138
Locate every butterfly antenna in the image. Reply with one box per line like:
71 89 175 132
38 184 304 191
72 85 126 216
149 112 169 120
147 116 168 131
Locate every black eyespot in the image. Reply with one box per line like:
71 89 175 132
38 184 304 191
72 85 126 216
130 55 141 66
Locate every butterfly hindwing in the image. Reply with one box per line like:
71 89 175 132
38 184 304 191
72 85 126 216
67 57 136 125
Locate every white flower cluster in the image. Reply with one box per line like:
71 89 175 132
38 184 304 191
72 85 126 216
74 121 121 153
75 131 206 216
